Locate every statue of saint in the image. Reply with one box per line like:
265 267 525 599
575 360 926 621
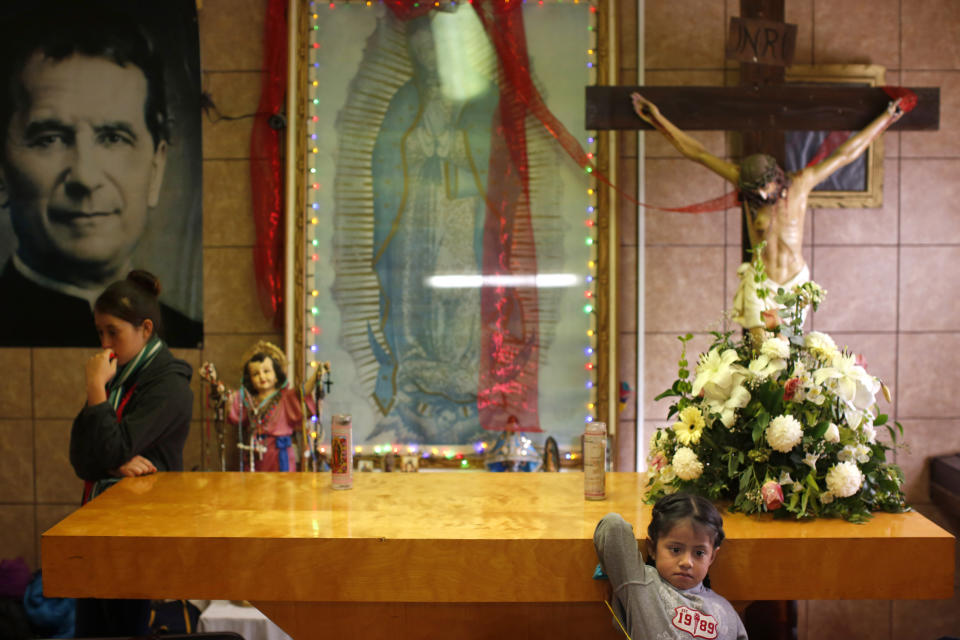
630 92 906 288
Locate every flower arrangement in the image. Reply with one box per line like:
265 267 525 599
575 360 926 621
645 249 907 522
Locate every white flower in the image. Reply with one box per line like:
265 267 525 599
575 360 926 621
761 337 791 361
766 415 804 452
672 447 704 480
855 444 871 463
838 445 857 462
779 471 795 486
704 383 751 428
805 331 840 362
826 461 863 498
803 452 820 469
819 490 835 504
747 354 786 381
660 465 677 484
814 352 881 411
860 423 877 444
824 422 840 443
650 429 667 452
693 348 747 400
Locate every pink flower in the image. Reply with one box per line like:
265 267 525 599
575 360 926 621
651 452 667 471
783 377 801 401
761 480 784 510
762 308 782 330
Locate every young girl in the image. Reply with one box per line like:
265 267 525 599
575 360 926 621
594 493 747 639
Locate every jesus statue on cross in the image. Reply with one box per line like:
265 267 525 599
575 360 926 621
630 92 906 289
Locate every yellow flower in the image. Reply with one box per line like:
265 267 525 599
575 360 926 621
671 406 706 446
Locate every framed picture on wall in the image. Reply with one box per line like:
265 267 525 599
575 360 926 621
292 0 614 454
784 64 887 208
0 0 203 348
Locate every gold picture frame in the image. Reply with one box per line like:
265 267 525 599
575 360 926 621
784 64 886 208
291 1 616 449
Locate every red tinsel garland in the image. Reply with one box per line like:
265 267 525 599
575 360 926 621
250 0 288 328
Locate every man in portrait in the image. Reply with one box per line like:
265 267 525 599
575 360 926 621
0 1 202 347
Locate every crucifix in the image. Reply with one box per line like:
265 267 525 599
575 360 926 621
586 0 939 286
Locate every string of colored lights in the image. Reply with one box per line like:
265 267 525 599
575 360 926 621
304 0 600 456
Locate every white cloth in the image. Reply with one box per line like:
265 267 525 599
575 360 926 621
197 600 293 640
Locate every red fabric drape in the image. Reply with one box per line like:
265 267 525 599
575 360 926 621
250 0 288 328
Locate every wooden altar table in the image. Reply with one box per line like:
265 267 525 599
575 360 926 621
42 472 954 639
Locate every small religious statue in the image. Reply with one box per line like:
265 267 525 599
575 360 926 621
630 91 909 293
484 415 542 472
203 342 325 472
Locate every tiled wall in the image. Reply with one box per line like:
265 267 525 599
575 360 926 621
631 1 960 638
0 0 279 571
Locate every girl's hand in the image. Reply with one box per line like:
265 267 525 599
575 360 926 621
113 455 157 477
85 349 117 405
86 349 117 388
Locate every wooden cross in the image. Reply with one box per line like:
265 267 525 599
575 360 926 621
586 0 939 262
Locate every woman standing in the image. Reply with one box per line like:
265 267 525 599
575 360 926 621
69 270 193 636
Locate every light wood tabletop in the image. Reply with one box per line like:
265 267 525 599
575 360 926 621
42 471 954 639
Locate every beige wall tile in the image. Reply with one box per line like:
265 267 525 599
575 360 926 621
901 70 960 159
785 0 814 66
900 246 960 332
0 505 36 570
813 0 899 69
644 159 728 245
203 247 277 334
901 0 960 71
35 419 81 504
644 246 725 333
0 419 34 503
812 158 899 246
900 159 960 244
809 246 898 332
615 0 638 72
895 419 960 505
618 156 639 248
32 349 91 420
203 160 257 246
199 0 267 72
802 600 891 640
616 417 636 471
0 349 32 418
201 71 263 159
641 71 727 160
617 332 637 423
645 1 725 70
617 245 638 334
897 333 960 419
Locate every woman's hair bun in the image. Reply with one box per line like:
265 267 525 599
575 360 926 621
126 269 162 297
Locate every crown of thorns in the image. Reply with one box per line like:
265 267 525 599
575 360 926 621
738 154 782 192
